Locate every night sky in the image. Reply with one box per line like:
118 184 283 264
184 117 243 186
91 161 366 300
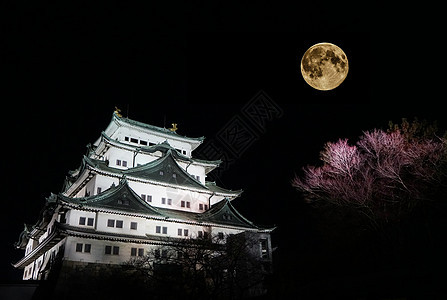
2 1 445 296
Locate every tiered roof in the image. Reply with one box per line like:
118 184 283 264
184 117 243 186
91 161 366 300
64 146 240 197
59 178 264 230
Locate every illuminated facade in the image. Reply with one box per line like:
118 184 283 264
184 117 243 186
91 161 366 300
13 112 273 281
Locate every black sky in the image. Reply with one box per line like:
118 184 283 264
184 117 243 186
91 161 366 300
1 1 445 289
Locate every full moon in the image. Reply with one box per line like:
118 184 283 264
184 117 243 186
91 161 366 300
300 42 349 91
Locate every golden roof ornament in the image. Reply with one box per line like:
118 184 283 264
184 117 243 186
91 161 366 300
114 107 122 118
169 123 178 132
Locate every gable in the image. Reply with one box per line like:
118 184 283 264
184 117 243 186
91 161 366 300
59 179 165 217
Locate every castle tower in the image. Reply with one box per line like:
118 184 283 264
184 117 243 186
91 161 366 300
13 112 274 284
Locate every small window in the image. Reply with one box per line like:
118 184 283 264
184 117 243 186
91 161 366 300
141 194 146 201
87 218 94 226
84 244 91 253
159 170 164 176
167 198 172 205
260 239 269 259
183 229 188 236
156 226 161 234
147 195 152 202
116 159 121 166
139 140 147 146
218 232 224 240
181 201 185 207
162 227 168 234
76 243 83 252
122 160 127 167
182 150 187 155
125 136 129 141
186 202 190 208
113 246 120 255
204 204 208 210
116 220 123 228
130 222 138 230
105 245 112 255
199 204 203 210
196 175 200 181
131 248 144 257
107 219 115 227
178 228 182 236
79 217 86 225
97 187 102 194
130 138 138 143
161 197 166 204
198 231 203 238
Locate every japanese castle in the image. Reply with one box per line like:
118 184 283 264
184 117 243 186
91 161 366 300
13 111 273 282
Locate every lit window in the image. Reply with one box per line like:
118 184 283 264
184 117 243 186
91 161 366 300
260 239 269 259
159 170 164 176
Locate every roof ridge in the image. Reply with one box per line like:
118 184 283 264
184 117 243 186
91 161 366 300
113 113 205 142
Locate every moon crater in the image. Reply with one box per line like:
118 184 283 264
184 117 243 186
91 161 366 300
301 43 349 91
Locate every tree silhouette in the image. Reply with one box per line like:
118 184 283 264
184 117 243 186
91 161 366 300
293 119 447 229
124 233 269 300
